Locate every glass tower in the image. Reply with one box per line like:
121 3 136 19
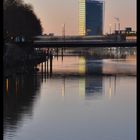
79 0 86 36
79 0 104 36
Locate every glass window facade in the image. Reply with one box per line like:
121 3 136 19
79 0 104 36
79 0 86 36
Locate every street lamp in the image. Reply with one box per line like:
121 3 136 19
109 24 112 34
114 17 120 34
114 23 116 33
62 23 65 40
61 23 66 58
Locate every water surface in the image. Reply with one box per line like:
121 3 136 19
4 48 136 140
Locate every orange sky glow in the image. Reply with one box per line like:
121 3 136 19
24 0 136 35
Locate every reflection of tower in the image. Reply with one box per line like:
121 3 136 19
79 77 85 97
85 56 103 75
79 56 86 75
85 76 103 100
78 57 86 97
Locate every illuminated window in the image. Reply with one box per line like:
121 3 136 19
79 0 86 35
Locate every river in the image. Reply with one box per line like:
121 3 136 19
4 47 136 140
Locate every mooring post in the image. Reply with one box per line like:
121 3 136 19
50 50 53 77
44 60 47 80
41 62 43 81
47 59 49 77
56 48 59 60
61 47 63 61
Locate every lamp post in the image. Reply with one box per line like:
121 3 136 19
62 23 65 61
118 22 120 34
109 24 112 34
62 23 65 40
114 23 116 33
114 17 120 34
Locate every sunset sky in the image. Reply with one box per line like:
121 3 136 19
24 0 136 35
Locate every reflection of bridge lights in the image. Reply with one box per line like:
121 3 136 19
79 78 85 97
61 78 65 97
109 87 112 99
15 80 18 95
6 79 9 96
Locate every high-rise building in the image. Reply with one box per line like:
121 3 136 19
79 0 86 36
79 0 104 36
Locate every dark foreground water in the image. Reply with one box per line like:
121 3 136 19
4 48 136 140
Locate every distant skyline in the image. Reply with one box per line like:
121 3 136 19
24 0 136 35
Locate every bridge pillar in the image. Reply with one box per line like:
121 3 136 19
61 48 63 61
44 60 47 80
49 50 53 77
56 48 59 60
41 62 43 81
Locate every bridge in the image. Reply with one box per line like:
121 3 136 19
16 40 137 48
32 40 136 48
13 35 137 48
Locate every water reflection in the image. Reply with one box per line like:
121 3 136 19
4 47 136 140
36 47 136 76
3 74 136 140
85 76 103 100
3 74 41 139
85 56 103 74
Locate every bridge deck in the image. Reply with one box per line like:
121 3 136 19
14 40 137 48
33 40 136 48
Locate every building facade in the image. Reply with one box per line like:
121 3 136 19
79 0 86 36
79 0 104 36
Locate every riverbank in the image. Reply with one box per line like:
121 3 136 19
3 43 47 77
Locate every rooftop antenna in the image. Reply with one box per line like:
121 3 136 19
114 17 120 33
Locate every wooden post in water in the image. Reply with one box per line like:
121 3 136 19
56 48 59 60
61 47 63 61
47 59 49 77
44 60 47 80
46 48 49 77
41 62 43 81
50 50 53 77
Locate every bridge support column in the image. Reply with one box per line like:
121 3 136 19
41 62 44 81
44 60 47 80
61 48 63 61
47 59 49 77
56 48 59 60
49 50 53 77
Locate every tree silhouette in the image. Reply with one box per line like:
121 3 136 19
4 0 43 41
